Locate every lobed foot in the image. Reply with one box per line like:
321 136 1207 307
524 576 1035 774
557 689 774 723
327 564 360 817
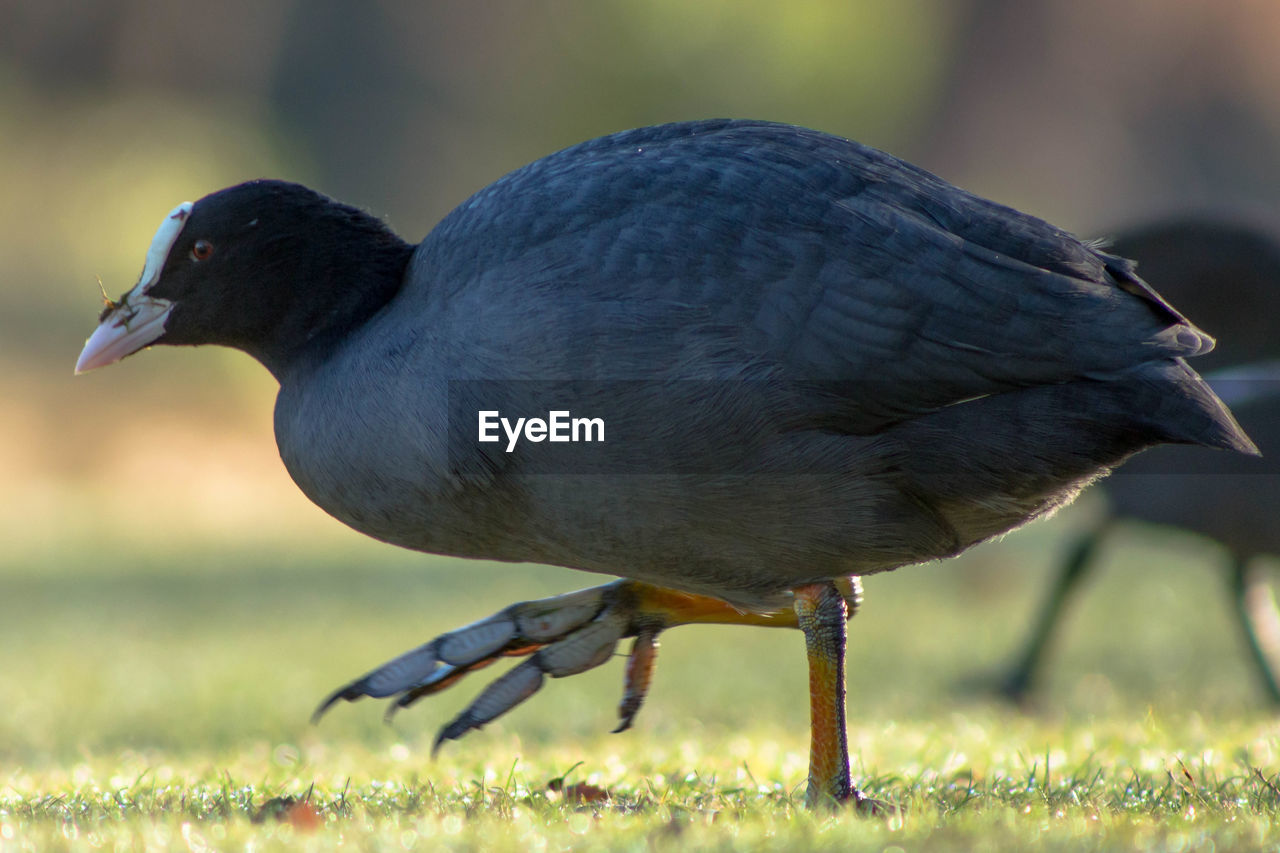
313 580 661 750
314 575 865 796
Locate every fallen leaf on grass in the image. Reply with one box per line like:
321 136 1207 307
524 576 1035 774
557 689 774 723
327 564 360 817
546 778 611 804
252 796 323 831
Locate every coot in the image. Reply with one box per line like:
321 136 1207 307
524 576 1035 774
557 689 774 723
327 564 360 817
75 120 1255 808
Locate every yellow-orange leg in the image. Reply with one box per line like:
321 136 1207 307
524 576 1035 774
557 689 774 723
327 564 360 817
793 582 854 808
793 581 887 813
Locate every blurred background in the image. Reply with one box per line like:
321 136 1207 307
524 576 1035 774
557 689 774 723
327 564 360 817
4 0 1280 769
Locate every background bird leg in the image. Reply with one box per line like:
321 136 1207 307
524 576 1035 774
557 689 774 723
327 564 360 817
1231 558 1280 705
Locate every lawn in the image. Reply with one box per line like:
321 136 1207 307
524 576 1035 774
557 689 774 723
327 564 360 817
4 507 1280 850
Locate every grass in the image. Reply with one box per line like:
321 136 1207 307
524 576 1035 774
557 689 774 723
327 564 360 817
4 511 1280 850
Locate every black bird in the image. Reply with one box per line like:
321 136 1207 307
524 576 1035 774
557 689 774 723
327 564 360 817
75 120 1256 808
993 215 1280 704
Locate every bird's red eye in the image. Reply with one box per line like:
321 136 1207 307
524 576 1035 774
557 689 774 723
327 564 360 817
191 239 214 261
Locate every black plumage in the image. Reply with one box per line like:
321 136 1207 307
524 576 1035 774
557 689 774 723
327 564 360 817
77 121 1257 805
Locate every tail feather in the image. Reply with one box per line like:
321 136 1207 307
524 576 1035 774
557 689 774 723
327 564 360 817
890 358 1258 518
1141 359 1258 456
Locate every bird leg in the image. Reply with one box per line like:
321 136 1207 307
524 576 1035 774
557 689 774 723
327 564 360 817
793 581 883 812
313 576 861 757
997 523 1109 703
1230 558 1280 706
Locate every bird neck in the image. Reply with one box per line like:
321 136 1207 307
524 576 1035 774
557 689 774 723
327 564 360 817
250 237 416 381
